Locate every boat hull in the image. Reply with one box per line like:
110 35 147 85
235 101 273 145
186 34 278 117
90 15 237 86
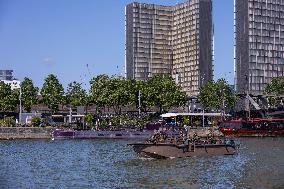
51 129 154 140
218 118 284 137
128 143 236 159
219 128 284 137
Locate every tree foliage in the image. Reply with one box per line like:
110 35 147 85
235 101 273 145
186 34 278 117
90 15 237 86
198 79 236 112
90 75 137 114
90 74 111 113
265 76 284 95
40 74 65 113
0 81 19 112
264 76 284 107
89 74 186 114
85 113 94 126
66 81 87 107
108 77 136 114
146 75 187 113
21 77 39 112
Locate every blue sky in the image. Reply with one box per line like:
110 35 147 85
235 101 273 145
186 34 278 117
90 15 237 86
0 0 234 89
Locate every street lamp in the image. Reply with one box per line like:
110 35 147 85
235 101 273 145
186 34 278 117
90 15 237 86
19 86 22 124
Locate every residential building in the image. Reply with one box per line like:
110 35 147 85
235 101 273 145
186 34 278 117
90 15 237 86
0 70 20 90
0 70 13 80
125 0 213 96
235 0 284 95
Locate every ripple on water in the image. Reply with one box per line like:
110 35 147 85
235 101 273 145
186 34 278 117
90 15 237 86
0 138 284 189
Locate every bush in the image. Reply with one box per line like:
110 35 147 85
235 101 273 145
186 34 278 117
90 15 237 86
0 117 16 127
85 113 94 126
31 117 41 127
41 118 49 127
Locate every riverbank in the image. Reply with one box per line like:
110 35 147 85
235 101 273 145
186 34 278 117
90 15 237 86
0 127 53 140
0 127 223 140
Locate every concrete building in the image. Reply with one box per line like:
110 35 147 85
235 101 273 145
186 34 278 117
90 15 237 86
0 70 13 80
0 70 20 90
125 0 213 96
235 0 284 95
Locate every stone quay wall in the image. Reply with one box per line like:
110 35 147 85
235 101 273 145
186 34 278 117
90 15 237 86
0 127 54 140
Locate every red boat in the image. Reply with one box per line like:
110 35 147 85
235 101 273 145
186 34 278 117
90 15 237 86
218 118 284 137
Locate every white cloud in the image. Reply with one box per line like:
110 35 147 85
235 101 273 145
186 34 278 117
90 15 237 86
42 57 55 65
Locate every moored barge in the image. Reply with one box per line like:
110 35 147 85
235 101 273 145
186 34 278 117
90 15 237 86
218 118 284 137
51 129 155 140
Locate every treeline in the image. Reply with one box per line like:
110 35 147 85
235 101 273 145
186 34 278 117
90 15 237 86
3 73 280 117
0 74 187 115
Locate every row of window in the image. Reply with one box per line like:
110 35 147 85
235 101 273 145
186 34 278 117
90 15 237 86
250 49 284 58
249 6 284 15
249 17 284 26
249 74 283 84
249 26 284 38
132 19 172 26
132 13 171 20
249 54 284 62
249 36 284 44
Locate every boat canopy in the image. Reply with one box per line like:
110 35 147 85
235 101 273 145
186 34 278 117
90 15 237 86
161 112 231 118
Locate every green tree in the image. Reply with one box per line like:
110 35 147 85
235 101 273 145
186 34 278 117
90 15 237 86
198 79 236 112
146 75 187 113
21 77 39 112
265 76 284 95
90 74 111 115
66 81 87 107
265 76 284 107
134 80 155 112
0 81 19 112
108 77 136 114
40 74 65 113
85 113 94 127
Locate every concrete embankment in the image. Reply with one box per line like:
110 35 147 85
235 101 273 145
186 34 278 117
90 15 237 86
0 127 54 140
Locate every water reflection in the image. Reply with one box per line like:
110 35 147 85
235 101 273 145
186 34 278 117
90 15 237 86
0 138 283 189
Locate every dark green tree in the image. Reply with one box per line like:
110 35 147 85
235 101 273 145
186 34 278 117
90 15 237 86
133 80 153 112
146 75 187 113
264 76 284 107
21 77 39 112
40 74 65 113
198 79 236 112
66 81 87 107
265 76 284 95
90 74 111 115
108 77 136 114
0 81 19 112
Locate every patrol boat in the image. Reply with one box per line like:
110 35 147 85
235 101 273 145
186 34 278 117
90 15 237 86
128 131 236 159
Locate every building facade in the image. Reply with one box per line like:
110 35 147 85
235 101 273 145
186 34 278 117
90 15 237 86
125 0 213 96
0 70 20 90
0 70 13 80
235 0 284 95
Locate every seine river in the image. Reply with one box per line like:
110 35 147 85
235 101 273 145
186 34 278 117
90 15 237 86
0 138 284 189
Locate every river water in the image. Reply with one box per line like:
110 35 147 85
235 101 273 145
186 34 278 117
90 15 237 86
0 138 283 189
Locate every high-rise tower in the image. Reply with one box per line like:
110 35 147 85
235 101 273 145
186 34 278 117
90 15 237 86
125 0 213 96
235 0 284 95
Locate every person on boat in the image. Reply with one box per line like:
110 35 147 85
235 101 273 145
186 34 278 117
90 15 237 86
148 130 167 144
